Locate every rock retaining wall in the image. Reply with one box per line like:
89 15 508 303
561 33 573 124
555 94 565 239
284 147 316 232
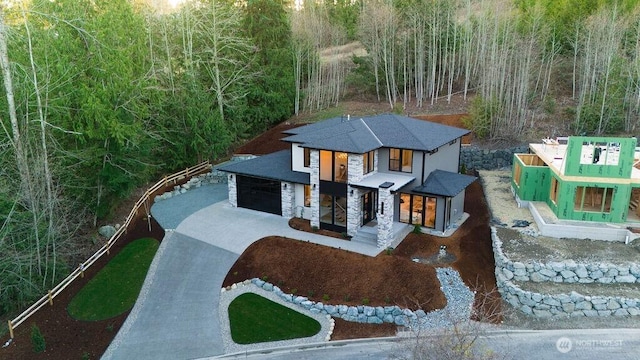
222 268 474 329
492 227 640 317
460 145 529 170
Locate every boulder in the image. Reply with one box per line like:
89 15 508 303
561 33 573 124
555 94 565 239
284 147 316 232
98 225 117 239
607 299 621 310
615 275 637 283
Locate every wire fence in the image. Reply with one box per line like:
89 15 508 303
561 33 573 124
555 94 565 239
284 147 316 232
7 161 212 339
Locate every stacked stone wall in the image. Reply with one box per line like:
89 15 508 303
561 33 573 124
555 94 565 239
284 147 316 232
492 227 640 317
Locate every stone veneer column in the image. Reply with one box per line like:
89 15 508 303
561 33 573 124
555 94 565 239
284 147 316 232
346 153 364 237
228 174 237 207
281 182 295 219
377 182 394 248
347 187 361 236
310 150 320 229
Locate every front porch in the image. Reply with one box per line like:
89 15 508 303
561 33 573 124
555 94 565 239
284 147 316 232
351 221 412 249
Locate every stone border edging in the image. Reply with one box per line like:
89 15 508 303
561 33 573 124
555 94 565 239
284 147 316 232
218 280 335 354
222 267 474 329
491 227 640 317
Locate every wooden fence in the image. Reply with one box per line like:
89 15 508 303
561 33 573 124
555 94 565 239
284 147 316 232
7 161 212 339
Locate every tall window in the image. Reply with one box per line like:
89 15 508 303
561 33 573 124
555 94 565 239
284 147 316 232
389 148 413 172
304 184 311 207
303 148 310 168
399 193 436 228
320 150 348 182
550 177 559 204
363 150 375 174
513 162 522 186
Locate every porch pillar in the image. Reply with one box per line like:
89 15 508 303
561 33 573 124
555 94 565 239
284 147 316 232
281 182 295 219
310 150 320 229
347 186 361 236
377 182 394 248
228 174 237 207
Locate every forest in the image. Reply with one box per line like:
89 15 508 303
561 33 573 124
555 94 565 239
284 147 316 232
2 0 640 322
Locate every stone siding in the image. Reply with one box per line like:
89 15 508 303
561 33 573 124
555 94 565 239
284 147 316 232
492 227 640 317
377 187 394 248
310 150 320 229
347 186 362 236
460 145 530 170
228 174 237 208
281 182 295 219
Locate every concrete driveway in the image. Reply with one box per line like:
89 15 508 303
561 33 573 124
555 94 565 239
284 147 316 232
103 184 380 360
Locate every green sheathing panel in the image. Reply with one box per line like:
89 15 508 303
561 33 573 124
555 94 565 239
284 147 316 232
511 155 550 201
563 136 636 179
550 179 631 223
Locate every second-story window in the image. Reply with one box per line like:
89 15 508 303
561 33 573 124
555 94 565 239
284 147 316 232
303 148 311 168
363 150 375 174
389 148 413 173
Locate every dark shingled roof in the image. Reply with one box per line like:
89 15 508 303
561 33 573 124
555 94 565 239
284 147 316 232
282 113 469 153
413 170 477 197
217 150 310 184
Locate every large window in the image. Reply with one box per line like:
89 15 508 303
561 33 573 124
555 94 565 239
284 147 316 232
320 150 348 183
399 193 436 228
574 186 614 213
580 141 620 165
363 150 375 174
320 194 347 227
389 148 413 172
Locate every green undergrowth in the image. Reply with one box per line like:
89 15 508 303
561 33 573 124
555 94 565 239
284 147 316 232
67 238 159 321
228 293 321 344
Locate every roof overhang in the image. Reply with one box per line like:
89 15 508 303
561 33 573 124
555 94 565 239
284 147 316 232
350 173 415 192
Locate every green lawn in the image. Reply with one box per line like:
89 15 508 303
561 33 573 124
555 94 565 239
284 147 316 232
228 293 321 344
67 238 159 321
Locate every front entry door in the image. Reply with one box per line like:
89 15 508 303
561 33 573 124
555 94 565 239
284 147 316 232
362 191 377 225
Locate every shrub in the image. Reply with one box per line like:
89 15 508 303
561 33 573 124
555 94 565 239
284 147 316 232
308 290 315 298
344 294 351 302
322 294 330 302
412 224 422 234
362 298 370 305
311 226 319 232
31 324 46 353
384 295 391 304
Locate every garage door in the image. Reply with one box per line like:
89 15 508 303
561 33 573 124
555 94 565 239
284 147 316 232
237 175 282 215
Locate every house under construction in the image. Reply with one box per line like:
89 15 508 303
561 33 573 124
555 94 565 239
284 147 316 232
511 136 640 242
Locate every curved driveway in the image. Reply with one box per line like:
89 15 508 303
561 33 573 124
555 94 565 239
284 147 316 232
103 184 380 360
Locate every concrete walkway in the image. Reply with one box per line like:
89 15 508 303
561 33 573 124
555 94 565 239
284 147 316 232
103 184 382 360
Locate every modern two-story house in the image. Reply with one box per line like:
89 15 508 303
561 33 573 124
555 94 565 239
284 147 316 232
219 114 476 248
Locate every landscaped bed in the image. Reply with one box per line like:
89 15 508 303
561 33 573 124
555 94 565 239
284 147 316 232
0 217 165 360
68 238 159 321
223 180 502 340
228 293 321 344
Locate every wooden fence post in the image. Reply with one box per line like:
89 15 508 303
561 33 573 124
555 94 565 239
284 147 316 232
186 167 190 177
80 263 85 278
48 290 53 305
8 320 13 339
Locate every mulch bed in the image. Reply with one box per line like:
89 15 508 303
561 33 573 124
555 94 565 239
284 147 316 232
0 217 164 360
